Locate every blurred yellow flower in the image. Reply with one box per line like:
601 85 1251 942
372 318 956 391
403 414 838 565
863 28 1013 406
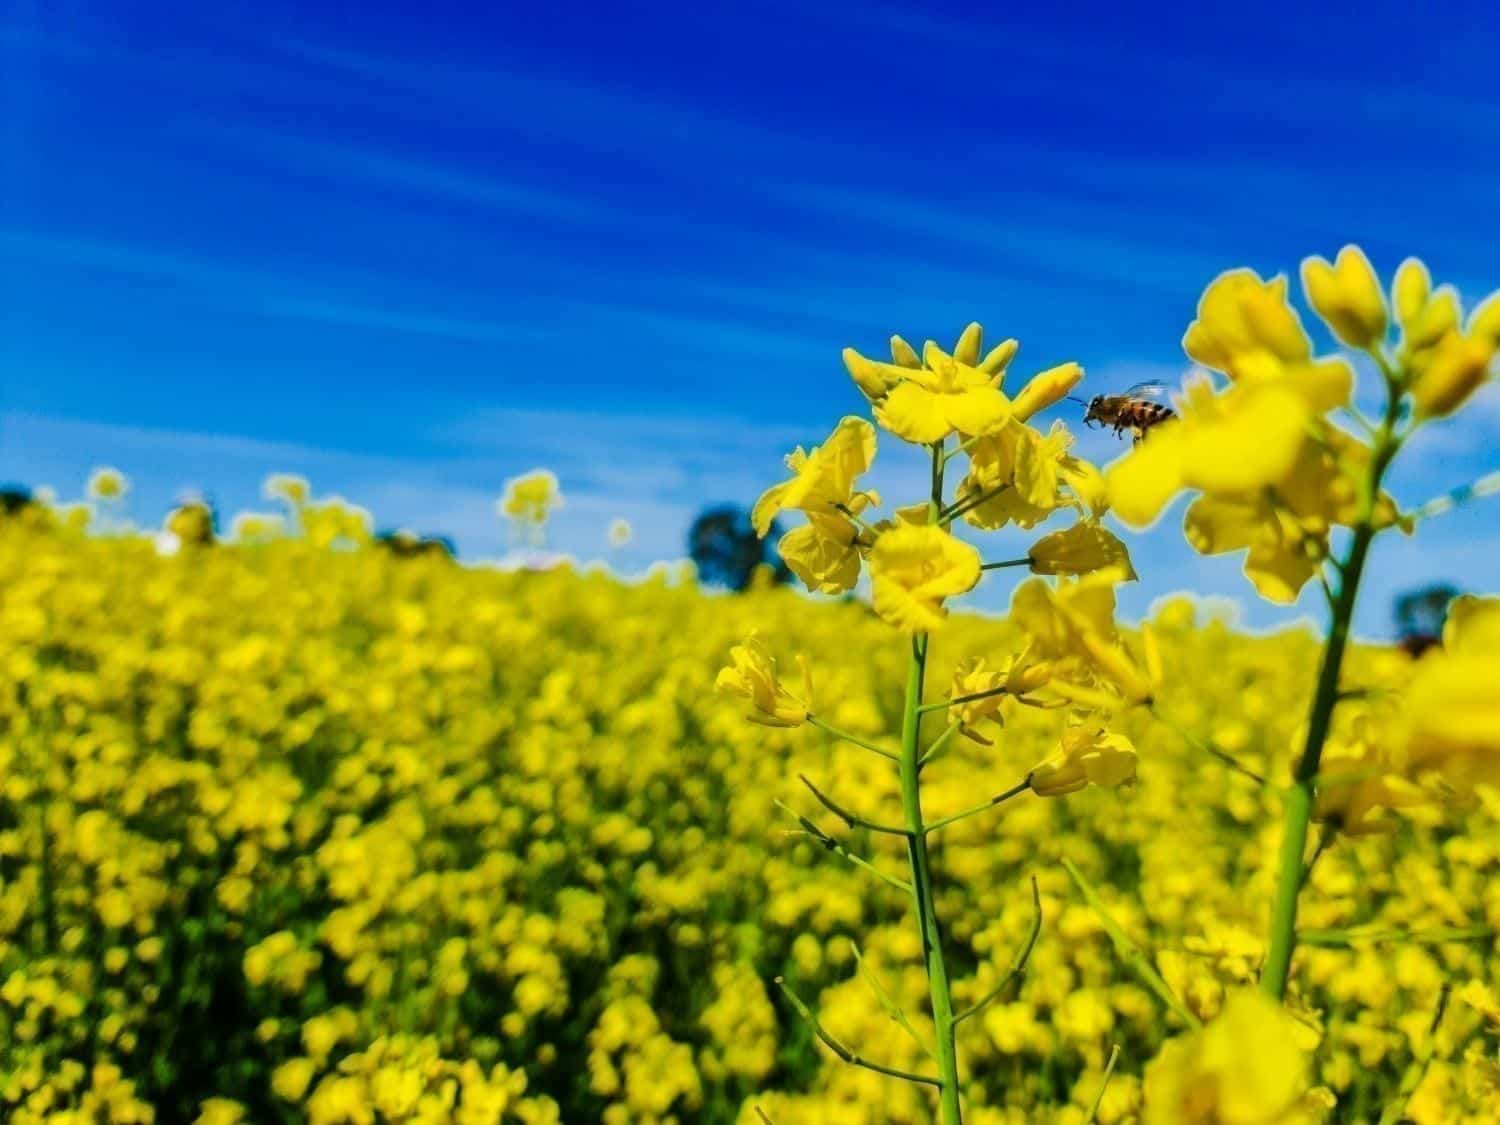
751 416 877 537
1410 329 1493 419
500 469 563 525
263 473 311 506
1394 595 1500 793
1142 990 1325 1124
87 466 129 501
607 519 633 547
714 632 812 727
1010 575 1154 703
867 524 982 632
1301 245 1387 349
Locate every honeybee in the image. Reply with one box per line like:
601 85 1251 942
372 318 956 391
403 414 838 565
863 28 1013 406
1071 382 1176 443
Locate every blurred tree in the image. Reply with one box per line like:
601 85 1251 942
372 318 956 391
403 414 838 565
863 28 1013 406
688 505 791 591
1393 581 1461 657
375 529 456 560
0 484 35 515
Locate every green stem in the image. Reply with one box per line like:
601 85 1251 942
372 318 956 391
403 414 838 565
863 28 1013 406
898 439 963 1124
1298 924 1494 947
917 720 962 768
807 716 901 764
1261 382 1403 1001
901 633 963 1124
923 779 1030 836
777 977 943 1088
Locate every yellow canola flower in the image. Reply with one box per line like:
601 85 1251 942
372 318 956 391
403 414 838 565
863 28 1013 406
777 500 872 595
263 472 311 506
714 632 812 727
1028 720 1137 797
1301 245 1387 350
1142 990 1328 1124
1315 717 1428 837
1183 270 1310 375
957 420 1077 530
1106 378 1313 530
1392 596 1500 793
867 524 981 632
1010 574 1155 703
86 466 129 501
873 344 1012 444
500 469 563 524
946 656 1047 744
1027 519 1137 581
751 416 877 537
843 323 1018 403
607 519 633 547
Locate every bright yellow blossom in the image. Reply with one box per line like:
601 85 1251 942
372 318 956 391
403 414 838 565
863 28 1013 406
1393 596 1500 793
751 416 877 536
867 524 982 632
1142 990 1326 1124
1027 520 1136 581
1029 720 1137 797
714 632 812 726
874 344 1013 444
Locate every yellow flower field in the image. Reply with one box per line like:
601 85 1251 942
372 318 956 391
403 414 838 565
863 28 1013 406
3 511 1498 1123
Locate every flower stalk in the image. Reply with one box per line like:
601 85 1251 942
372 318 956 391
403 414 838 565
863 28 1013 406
894 440 966 1125
1261 362 1404 1001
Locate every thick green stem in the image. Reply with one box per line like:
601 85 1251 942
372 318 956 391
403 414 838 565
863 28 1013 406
1261 384 1402 1001
901 634 962 1124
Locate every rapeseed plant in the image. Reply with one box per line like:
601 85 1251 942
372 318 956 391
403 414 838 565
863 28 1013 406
721 323 1144 1123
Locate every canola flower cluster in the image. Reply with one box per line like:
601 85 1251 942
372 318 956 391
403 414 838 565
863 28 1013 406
3 512 1497 1123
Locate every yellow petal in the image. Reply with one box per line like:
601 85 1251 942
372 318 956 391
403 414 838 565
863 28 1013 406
874 382 953 443
1183 495 1261 555
778 523 862 595
944 386 1013 438
1243 534 1319 604
1178 385 1310 495
1105 428 1186 528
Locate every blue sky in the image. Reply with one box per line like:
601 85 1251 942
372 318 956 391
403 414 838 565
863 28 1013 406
3 1 1497 634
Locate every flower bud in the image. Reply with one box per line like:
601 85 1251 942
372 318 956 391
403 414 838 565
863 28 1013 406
1411 332 1493 419
1300 246 1386 349
1011 362 1085 422
953 322 983 365
1392 257 1430 332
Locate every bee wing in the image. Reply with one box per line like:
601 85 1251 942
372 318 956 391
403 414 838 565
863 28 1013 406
1119 380 1172 402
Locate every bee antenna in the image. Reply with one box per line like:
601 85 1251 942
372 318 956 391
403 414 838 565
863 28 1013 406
1066 395 1090 406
